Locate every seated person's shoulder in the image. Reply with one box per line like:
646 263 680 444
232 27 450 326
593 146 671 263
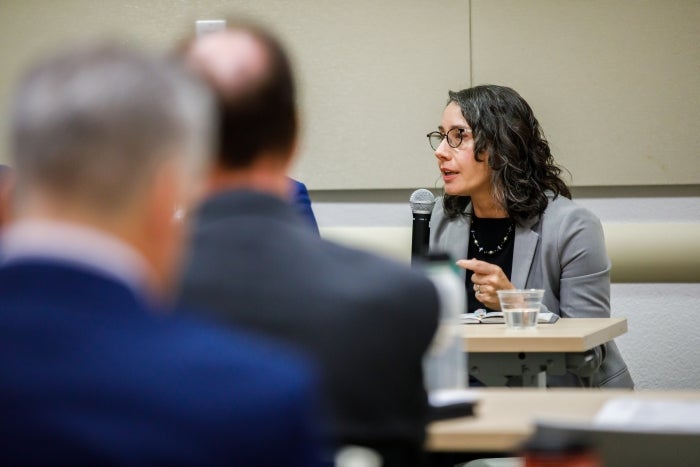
544 194 601 227
152 311 316 398
322 238 435 285
316 240 440 318
140 312 319 464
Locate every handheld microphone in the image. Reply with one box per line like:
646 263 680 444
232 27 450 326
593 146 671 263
409 189 436 264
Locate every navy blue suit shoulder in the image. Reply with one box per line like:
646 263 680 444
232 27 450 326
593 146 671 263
0 260 321 466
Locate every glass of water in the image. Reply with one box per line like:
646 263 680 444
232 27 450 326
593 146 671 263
497 289 545 329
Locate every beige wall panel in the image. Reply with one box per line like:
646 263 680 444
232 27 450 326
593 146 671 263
471 0 700 186
0 0 470 190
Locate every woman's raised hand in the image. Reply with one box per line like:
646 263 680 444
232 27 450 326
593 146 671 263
456 258 514 310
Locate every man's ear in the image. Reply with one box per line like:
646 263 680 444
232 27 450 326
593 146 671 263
147 160 182 230
0 171 15 228
141 159 187 298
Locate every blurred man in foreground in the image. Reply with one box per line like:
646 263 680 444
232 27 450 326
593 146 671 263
0 43 320 465
178 24 439 466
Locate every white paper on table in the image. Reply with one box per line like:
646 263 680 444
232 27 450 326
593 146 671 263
593 398 700 433
428 389 480 407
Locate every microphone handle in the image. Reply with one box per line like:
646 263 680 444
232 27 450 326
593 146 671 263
411 212 431 264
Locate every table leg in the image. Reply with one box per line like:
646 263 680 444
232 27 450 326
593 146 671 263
468 353 567 387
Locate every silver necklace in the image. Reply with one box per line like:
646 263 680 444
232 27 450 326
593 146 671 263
470 222 514 256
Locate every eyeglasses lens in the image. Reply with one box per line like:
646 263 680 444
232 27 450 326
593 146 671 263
447 128 463 148
428 132 443 151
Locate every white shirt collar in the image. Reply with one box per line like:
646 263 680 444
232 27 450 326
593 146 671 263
0 219 154 298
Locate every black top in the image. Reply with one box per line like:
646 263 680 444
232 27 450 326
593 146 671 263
466 214 515 312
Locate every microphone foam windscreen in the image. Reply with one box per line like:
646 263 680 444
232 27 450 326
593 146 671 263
409 189 436 214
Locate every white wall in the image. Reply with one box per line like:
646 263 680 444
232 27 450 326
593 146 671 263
469 0 700 187
310 187 700 390
0 0 470 190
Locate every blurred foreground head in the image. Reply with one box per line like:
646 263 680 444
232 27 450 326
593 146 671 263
9 43 214 294
182 22 297 193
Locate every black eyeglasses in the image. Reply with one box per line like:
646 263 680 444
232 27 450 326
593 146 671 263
426 128 472 151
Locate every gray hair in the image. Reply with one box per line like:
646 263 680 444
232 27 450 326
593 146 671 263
10 43 214 212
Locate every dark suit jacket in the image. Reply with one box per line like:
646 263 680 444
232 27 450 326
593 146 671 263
0 259 320 466
178 189 439 464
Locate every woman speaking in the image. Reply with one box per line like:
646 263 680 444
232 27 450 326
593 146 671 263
427 85 633 388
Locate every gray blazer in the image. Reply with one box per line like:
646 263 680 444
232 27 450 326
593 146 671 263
430 193 634 388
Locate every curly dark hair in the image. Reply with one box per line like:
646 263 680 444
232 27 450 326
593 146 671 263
442 85 571 223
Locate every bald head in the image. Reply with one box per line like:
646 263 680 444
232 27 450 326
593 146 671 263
182 24 297 170
187 31 270 99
